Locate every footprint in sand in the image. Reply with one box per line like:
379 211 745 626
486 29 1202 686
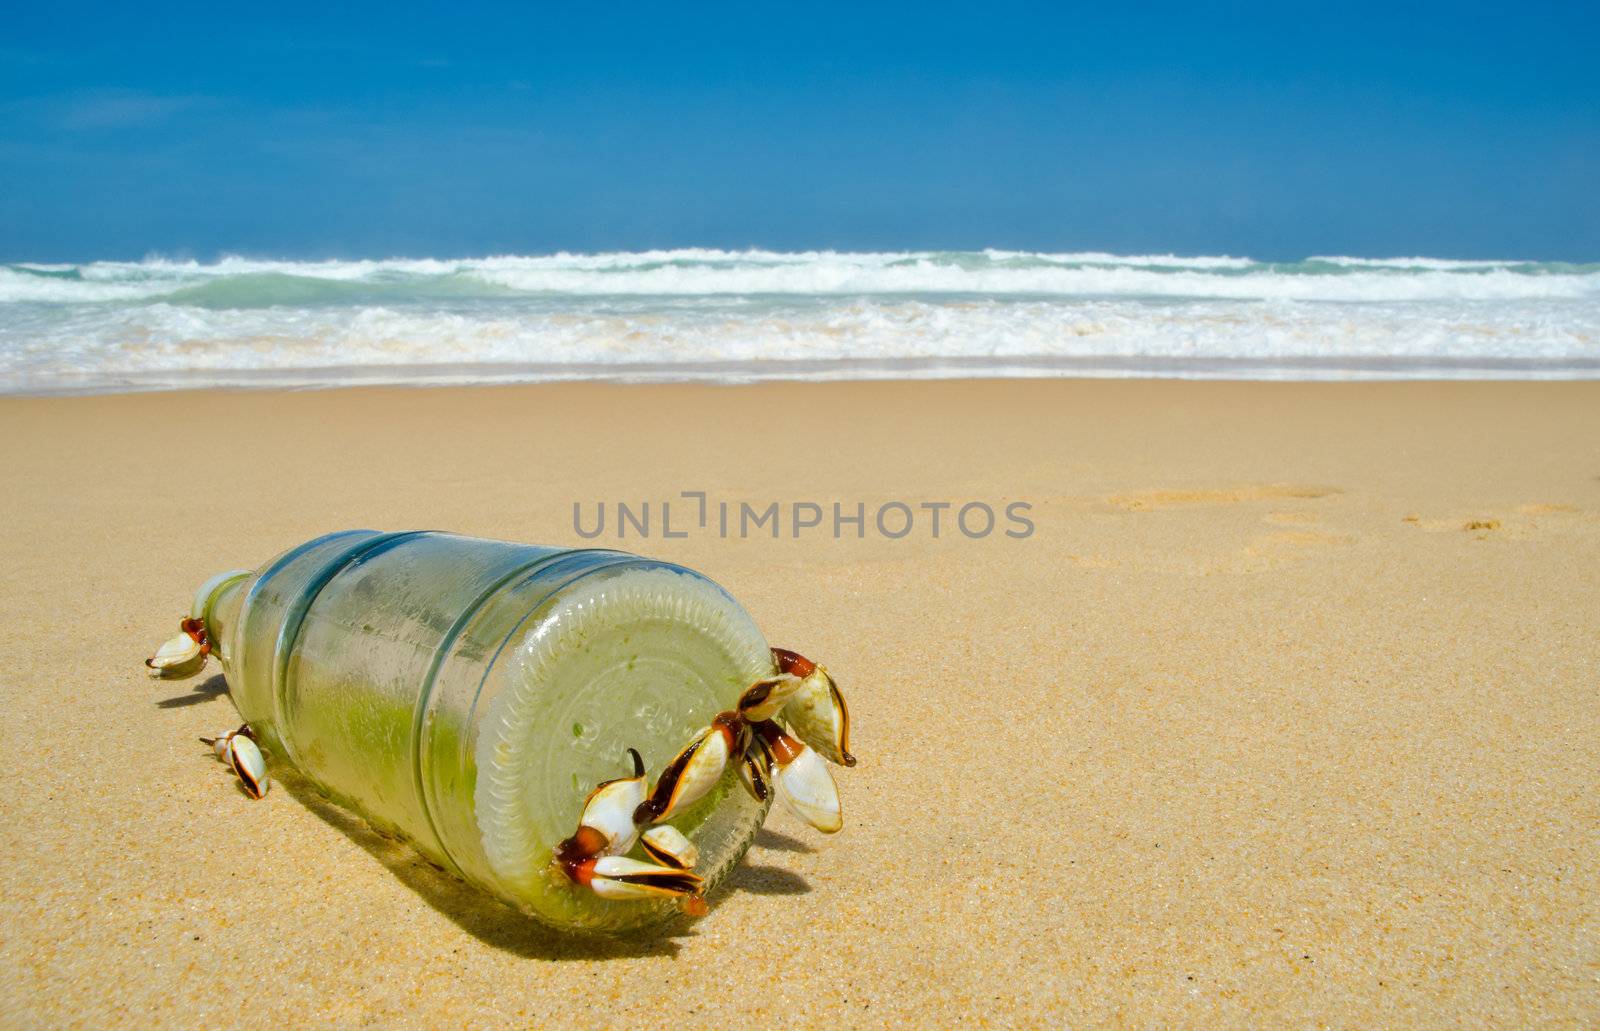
1263 511 1321 526
1103 484 1353 572
1229 529 1357 570
1107 484 1343 511
1404 503 1585 539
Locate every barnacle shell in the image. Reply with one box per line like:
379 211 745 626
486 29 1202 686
780 666 855 767
587 855 703 900
773 744 842 834
227 735 269 799
736 674 804 722
640 825 699 870
145 632 204 677
641 723 733 823
578 757 648 857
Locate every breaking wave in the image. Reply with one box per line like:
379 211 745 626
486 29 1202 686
2 250 1597 392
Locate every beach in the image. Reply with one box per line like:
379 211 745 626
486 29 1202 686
1 377 1596 1025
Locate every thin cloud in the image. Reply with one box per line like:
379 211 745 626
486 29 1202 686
5 90 221 131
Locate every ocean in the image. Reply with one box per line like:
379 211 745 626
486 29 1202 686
2 249 1597 394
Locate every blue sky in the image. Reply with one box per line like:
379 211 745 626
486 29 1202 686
2 2 1596 262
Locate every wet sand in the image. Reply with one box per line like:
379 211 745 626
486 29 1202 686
1 379 1596 1026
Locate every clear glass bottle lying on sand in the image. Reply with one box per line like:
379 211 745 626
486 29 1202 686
181 530 801 933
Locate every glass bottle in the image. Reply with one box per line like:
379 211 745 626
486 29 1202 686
195 530 773 933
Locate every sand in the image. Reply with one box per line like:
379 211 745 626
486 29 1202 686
1 379 1596 1026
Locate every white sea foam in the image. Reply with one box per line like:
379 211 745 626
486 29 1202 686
1 250 1596 392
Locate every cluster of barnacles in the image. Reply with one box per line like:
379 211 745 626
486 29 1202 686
553 648 855 914
201 724 270 799
147 618 270 800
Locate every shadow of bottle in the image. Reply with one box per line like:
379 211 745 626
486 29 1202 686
272 762 812 960
155 673 230 709
156 674 817 959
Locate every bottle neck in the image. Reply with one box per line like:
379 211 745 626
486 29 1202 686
194 569 253 664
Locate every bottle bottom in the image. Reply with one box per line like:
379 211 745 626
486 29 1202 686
472 563 775 932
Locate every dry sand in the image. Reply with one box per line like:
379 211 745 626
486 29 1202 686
1 379 1596 1026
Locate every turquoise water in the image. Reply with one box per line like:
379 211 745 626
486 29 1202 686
3 250 1597 392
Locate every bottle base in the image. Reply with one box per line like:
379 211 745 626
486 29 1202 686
472 563 775 932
